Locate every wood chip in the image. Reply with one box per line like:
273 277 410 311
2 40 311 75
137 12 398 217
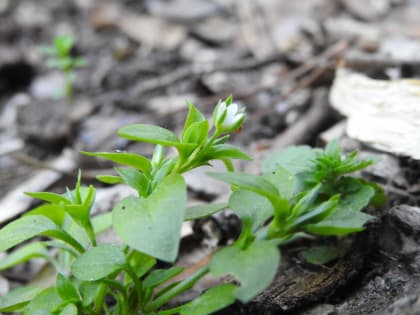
329 68 420 159
0 149 77 223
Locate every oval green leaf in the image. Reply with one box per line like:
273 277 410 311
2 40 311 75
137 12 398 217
72 244 126 281
118 124 180 147
0 286 44 312
178 284 236 315
184 203 228 221
113 174 186 262
210 241 280 302
81 151 151 174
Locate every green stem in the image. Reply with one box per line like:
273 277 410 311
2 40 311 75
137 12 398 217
103 279 127 301
155 304 185 315
64 71 73 142
125 265 143 308
94 283 108 314
85 221 97 247
111 291 129 315
144 266 210 313
177 131 221 173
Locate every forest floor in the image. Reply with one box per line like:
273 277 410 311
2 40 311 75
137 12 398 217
2 0 420 314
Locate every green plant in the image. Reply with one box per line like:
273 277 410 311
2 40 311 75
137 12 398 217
207 140 386 299
42 35 86 138
0 99 385 315
0 98 248 314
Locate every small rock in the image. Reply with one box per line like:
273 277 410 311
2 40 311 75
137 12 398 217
381 36 420 62
0 0 9 13
119 14 187 50
15 1 50 27
192 16 239 45
379 205 420 271
17 99 68 149
0 93 31 131
78 114 138 151
180 38 248 64
341 0 391 21
29 72 66 99
146 94 196 115
324 17 382 41
299 304 337 315
379 294 420 315
0 275 9 297
145 0 223 23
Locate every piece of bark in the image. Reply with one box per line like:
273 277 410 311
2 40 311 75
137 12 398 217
329 68 420 159
0 149 77 224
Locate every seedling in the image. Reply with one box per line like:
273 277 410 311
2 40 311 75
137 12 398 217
42 35 86 140
0 99 385 314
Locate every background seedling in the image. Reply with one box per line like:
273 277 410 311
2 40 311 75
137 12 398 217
42 35 86 141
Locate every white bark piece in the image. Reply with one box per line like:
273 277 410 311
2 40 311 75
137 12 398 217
0 149 77 224
329 68 420 159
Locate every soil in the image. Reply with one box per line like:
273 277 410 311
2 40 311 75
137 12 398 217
2 0 420 314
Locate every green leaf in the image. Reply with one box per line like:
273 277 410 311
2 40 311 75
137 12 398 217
290 184 322 218
303 245 346 265
115 167 149 197
24 287 63 315
324 140 340 157
63 185 96 227
0 286 44 312
210 241 280 302
182 120 209 144
25 192 70 205
54 35 74 55
262 146 317 175
207 172 279 201
0 215 83 253
183 101 206 134
305 185 374 235
177 284 236 315
118 124 181 147
150 158 176 192
56 274 79 301
59 303 78 315
25 204 67 227
128 250 156 278
229 190 273 231
264 167 295 199
79 282 101 307
0 242 51 271
113 174 186 262
204 144 252 161
143 266 184 289
46 58 73 70
184 203 228 221
359 179 387 208
63 216 92 250
81 151 151 174
92 212 113 235
96 175 124 184
72 244 126 281
287 195 339 231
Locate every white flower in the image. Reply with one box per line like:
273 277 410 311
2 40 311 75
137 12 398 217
213 101 245 133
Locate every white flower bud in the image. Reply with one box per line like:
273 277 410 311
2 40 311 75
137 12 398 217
213 101 245 133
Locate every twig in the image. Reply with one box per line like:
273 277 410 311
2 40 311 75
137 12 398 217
130 55 286 97
269 88 333 150
344 50 420 70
